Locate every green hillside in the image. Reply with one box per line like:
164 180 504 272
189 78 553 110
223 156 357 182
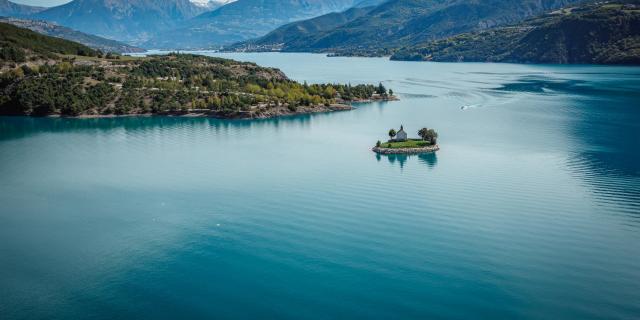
0 24 385 118
0 21 97 62
234 0 580 56
391 2 640 64
0 18 145 54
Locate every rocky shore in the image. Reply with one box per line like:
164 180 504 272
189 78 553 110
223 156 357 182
208 103 353 119
372 144 440 154
63 103 354 120
351 95 400 103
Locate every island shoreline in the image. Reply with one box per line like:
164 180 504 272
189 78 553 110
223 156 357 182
372 144 439 154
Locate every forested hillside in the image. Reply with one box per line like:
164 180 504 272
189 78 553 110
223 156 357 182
0 24 388 118
0 22 98 61
391 2 640 64
233 0 580 56
1 18 145 53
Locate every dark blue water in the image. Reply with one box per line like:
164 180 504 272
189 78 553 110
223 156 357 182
1 53 639 319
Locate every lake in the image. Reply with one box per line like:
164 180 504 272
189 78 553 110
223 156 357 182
1 53 639 319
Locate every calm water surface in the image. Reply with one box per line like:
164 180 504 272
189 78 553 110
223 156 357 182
1 53 639 319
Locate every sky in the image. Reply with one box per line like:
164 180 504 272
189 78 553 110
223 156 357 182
11 0 71 6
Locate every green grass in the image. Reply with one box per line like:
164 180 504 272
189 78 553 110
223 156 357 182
380 139 433 148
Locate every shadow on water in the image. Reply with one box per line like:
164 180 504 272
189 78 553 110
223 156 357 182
493 75 640 98
0 112 338 143
565 98 640 215
376 152 438 170
488 72 640 217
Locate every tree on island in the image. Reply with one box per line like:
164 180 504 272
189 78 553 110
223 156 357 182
389 89 393 96
418 128 438 144
376 82 387 96
388 128 397 141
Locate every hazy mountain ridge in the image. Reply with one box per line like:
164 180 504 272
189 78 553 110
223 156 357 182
143 0 362 49
391 2 640 64
235 0 582 56
190 0 236 10
0 0 45 17
228 6 376 52
0 17 145 53
33 0 208 44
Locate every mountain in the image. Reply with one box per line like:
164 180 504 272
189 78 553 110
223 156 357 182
34 0 208 44
143 0 362 49
236 0 581 56
0 0 45 17
190 0 236 10
229 6 375 52
228 0 388 51
0 17 144 53
391 2 640 64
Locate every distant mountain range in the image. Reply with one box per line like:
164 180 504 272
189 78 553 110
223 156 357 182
232 0 581 55
143 0 363 49
390 2 640 64
190 0 236 10
3 0 364 49
228 0 387 52
0 17 144 53
2 0 638 65
33 0 207 44
0 0 45 17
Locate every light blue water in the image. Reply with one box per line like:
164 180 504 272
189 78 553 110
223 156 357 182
1 53 639 319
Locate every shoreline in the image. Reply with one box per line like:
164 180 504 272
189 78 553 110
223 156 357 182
4 103 355 120
2 96 399 120
372 144 439 154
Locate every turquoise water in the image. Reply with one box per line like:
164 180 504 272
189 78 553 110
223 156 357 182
1 53 639 319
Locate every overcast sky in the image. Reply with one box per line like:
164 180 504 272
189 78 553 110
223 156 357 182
12 0 71 7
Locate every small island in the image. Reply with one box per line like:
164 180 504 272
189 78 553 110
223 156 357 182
372 125 439 154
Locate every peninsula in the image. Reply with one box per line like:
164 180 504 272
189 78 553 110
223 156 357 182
372 125 439 154
0 22 396 119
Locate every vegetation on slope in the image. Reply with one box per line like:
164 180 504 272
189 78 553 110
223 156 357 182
0 18 145 54
0 25 388 118
33 0 207 43
227 6 374 52
233 0 580 56
0 22 98 61
391 2 640 64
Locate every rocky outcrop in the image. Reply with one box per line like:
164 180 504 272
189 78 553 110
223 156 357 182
372 144 440 154
208 103 353 119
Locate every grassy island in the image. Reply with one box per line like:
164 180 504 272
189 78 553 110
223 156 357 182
379 139 432 149
0 22 395 119
373 126 439 154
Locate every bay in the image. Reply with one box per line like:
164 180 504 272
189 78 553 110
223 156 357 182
1 53 639 319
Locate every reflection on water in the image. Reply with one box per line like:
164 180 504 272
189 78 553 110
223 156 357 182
493 74 640 98
376 152 438 170
489 71 640 218
0 111 344 143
